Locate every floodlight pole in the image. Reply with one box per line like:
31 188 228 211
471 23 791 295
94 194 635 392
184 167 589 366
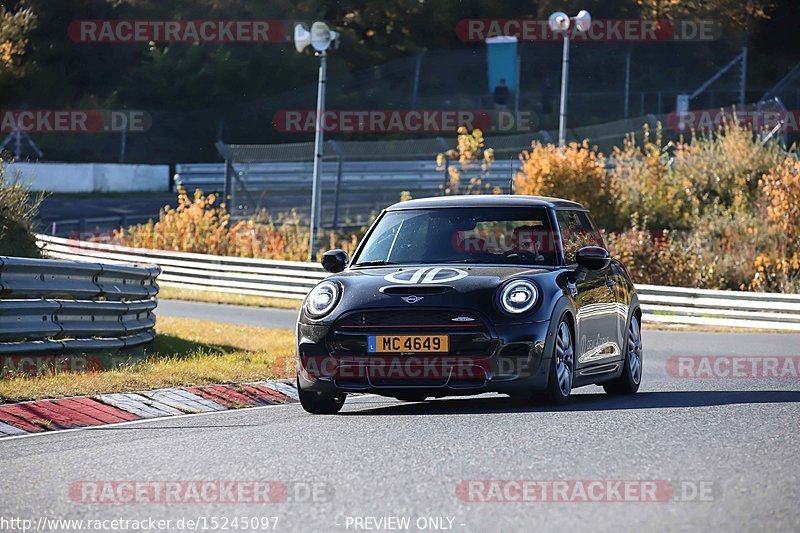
551 10 590 147
557 33 570 147
309 51 327 261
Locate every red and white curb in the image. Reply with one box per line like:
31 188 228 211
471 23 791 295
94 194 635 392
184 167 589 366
0 380 298 438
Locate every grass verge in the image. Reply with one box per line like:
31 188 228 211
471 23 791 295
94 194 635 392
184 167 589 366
158 285 302 310
642 323 796 334
0 316 295 404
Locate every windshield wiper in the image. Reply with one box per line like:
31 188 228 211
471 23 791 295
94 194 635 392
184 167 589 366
430 258 490 264
353 260 400 267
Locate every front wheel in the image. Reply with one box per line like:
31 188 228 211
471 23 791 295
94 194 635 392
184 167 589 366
603 313 642 395
298 378 346 414
542 318 574 405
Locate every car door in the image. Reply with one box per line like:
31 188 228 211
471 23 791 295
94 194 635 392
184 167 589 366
555 210 620 372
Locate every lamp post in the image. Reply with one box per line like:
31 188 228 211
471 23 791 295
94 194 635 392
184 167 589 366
549 10 591 147
294 22 339 260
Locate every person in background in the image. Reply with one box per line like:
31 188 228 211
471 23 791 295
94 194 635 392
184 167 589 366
493 79 509 110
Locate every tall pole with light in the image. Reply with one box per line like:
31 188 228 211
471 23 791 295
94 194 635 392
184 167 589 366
549 10 591 147
294 22 339 260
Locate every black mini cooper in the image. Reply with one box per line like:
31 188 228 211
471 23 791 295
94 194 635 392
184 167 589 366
296 195 643 414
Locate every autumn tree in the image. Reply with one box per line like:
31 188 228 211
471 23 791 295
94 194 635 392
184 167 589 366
0 5 37 76
515 140 615 226
753 157 800 291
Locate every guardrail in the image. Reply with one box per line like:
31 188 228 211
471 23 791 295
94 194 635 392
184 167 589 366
637 284 800 331
0 255 161 364
37 235 800 331
38 235 324 300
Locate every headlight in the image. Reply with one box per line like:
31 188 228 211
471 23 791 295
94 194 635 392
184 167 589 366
305 281 341 318
499 280 538 314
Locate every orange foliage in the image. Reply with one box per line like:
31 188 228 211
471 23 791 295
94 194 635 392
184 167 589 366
515 140 615 226
114 187 360 260
751 158 800 291
436 127 501 195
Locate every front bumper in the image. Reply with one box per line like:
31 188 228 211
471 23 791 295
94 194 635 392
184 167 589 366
296 311 552 397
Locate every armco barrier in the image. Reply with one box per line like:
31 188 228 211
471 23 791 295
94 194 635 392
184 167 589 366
38 234 325 300
636 284 800 331
0 255 160 364
37 235 800 331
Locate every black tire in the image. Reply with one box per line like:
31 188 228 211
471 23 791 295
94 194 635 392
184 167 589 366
297 378 346 414
542 317 575 405
603 312 643 395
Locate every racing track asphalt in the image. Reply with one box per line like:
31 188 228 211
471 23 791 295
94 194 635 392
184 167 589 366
156 299 300 330
1 301 798 532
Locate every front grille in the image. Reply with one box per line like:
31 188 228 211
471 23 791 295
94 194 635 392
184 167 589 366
330 308 494 359
325 309 496 389
336 309 488 331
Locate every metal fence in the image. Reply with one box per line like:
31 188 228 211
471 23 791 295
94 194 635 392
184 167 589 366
0 255 161 364
38 235 800 331
176 113 664 224
13 36 753 164
177 159 521 227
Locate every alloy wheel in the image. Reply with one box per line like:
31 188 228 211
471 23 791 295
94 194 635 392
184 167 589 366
555 321 574 396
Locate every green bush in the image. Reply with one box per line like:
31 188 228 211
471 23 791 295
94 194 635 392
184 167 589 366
603 121 795 292
0 163 42 258
458 122 798 292
609 125 699 229
669 120 785 214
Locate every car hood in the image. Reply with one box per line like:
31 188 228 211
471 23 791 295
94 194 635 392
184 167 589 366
338 264 550 285
306 264 560 323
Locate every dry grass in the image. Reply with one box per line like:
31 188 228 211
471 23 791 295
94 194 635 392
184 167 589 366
158 285 301 310
0 316 296 403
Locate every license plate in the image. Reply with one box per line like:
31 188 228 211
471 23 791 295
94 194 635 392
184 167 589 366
368 335 449 353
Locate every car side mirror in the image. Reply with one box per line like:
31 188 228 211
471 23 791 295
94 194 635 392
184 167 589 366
321 249 349 273
576 246 611 271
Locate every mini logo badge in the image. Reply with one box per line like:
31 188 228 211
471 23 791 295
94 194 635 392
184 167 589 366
451 316 475 322
402 295 424 304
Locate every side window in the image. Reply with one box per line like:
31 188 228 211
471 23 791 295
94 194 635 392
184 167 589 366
555 210 605 264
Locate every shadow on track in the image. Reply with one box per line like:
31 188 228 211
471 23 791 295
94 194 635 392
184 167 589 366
339 389 800 416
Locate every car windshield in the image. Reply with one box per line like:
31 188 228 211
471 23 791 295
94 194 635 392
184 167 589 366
354 207 558 266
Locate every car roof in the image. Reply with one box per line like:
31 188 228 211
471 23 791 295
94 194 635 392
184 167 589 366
386 194 585 211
